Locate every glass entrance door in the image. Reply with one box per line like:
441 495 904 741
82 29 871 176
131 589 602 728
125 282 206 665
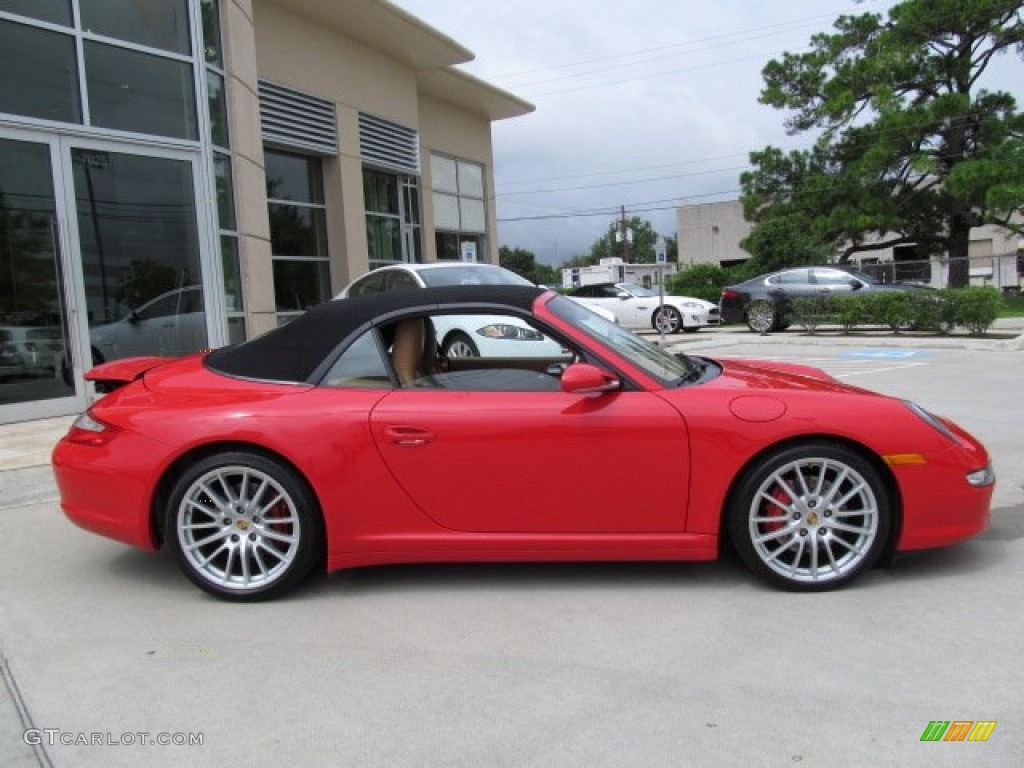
67 146 208 367
0 131 216 425
0 136 81 422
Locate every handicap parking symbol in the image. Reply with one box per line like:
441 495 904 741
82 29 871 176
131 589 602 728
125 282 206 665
844 349 927 359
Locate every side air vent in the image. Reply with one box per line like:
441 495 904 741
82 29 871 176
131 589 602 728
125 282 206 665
359 112 419 174
258 80 337 155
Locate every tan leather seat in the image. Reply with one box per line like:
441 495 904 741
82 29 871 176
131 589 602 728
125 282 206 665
391 318 425 387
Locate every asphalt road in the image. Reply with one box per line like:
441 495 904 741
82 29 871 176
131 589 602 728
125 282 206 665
1 336 1021 767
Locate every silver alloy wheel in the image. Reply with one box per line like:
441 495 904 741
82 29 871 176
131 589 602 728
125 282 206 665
747 456 880 585
746 300 775 333
445 337 478 357
653 306 681 333
176 465 301 593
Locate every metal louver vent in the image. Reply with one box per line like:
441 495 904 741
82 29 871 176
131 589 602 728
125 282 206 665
359 113 419 174
258 80 337 155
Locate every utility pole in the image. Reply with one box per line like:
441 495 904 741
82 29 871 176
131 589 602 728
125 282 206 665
616 205 632 263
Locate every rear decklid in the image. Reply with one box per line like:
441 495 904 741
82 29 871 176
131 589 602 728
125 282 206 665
84 356 174 392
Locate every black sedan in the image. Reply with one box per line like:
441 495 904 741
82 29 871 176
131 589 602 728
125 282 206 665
720 266 926 333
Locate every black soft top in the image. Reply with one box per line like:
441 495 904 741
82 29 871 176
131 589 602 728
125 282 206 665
205 284 547 383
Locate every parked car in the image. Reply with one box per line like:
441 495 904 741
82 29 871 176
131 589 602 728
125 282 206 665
338 262 577 358
0 331 26 380
720 266 928 333
567 282 719 333
90 286 207 362
0 326 65 377
55 285 993 600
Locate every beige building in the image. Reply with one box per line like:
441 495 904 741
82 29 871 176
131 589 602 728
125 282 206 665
0 0 531 424
678 200 1022 288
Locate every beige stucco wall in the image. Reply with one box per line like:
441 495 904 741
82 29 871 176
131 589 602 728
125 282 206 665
418 94 497 263
677 200 752 267
227 0 503 306
223 0 277 338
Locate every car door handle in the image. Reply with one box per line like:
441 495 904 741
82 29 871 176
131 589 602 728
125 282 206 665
383 426 435 446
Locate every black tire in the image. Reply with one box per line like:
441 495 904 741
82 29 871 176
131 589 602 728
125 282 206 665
442 332 479 358
727 442 891 591
165 451 322 601
746 299 776 333
652 306 682 334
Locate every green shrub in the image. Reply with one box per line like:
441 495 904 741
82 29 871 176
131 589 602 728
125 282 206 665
790 297 832 334
905 291 948 333
861 292 915 332
825 294 864 333
947 287 1001 335
667 263 731 302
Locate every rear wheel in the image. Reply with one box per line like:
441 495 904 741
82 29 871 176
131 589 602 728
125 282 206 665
746 300 776 333
727 442 891 591
165 451 322 601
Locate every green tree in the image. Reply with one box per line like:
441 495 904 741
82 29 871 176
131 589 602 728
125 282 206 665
744 0 1024 287
498 245 559 286
585 217 665 264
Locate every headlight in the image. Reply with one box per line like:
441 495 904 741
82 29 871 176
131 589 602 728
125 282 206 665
903 400 959 443
475 324 544 341
966 465 995 487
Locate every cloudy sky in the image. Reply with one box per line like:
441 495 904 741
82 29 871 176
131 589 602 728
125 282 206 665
392 0 1024 266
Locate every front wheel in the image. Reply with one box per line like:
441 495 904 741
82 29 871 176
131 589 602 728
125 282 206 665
165 451 322 601
442 332 479 358
727 442 891 591
652 306 682 334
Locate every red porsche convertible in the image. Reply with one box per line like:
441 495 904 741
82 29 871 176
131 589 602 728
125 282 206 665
53 285 994 600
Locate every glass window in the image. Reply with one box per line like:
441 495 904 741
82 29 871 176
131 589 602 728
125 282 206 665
777 269 811 285
0 20 82 124
459 198 486 233
435 232 459 261
363 170 398 214
366 216 401 265
0 0 72 26
347 272 387 297
84 41 198 139
431 155 457 194
322 332 390 389
213 153 235 230
227 316 245 344
266 151 324 204
207 70 229 148
457 161 484 198
813 268 854 286
432 193 459 231
272 259 330 312
79 0 191 55
220 235 242 312
269 204 327 258
200 0 222 66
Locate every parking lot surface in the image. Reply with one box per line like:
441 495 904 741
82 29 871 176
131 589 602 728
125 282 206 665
1 329 1022 767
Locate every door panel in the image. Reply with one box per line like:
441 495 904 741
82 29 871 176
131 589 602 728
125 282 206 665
0 136 81 417
370 390 690 533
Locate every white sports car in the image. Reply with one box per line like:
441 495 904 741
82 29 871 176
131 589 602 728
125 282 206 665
337 263 573 358
568 282 720 333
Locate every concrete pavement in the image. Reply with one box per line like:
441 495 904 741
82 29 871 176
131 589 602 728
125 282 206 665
1 319 1021 767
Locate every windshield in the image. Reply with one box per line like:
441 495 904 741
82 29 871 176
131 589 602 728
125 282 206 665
419 265 533 288
619 282 656 298
547 295 697 386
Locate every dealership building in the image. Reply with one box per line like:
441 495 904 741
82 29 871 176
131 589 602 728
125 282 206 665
0 0 531 424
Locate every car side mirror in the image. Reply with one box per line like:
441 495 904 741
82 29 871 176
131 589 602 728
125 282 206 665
127 310 141 324
849 279 863 290
560 363 619 394
616 292 630 300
